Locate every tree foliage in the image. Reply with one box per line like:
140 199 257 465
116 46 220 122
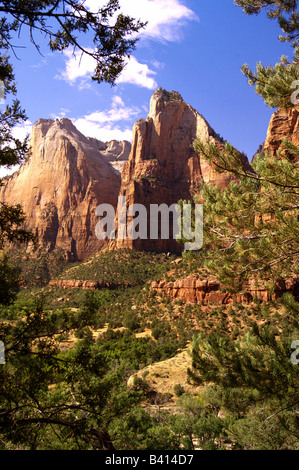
0 0 145 85
191 139 299 292
235 1 299 107
187 0 299 450
0 294 144 450
188 0 299 292
235 0 299 45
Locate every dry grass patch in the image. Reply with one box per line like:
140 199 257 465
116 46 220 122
127 345 202 398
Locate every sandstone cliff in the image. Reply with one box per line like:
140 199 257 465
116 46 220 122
0 89 265 260
264 106 299 157
112 88 251 253
0 118 129 260
151 274 299 304
86 137 131 175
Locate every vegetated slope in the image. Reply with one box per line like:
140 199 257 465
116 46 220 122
2 242 296 446
40 249 294 408
55 248 178 285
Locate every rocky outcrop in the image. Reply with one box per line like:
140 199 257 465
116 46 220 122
151 274 299 304
49 279 138 289
264 106 299 157
86 137 131 175
112 88 251 253
0 118 129 260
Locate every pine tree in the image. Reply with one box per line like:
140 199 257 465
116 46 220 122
235 0 299 45
0 292 145 450
191 139 299 293
0 0 145 85
0 4 147 447
188 0 299 450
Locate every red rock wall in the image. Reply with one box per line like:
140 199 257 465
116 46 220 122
151 274 299 305
264 106 299 157
0 118 127 260
112 88 251 253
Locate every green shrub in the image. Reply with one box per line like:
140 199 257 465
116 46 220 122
174 384 185 397
123 312 140 331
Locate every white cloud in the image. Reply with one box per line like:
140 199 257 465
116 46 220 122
49 108 71 119
57 0 197 88
151 60 165 70
12 120 32 142
83 94 140 124
74 119 133 142
73 95 140 142
116 56 157 89
123 0 199 42
30 59 47 70
83 96 137 124
112 96 125 107
85 0 198 42
56 48 96 85
0 120 32 178
63 49 95 81
58 50 157 89
0 165 19 178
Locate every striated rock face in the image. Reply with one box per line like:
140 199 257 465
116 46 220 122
0 118 129 260
112 88 251 253
264 106 299 157
151 274 299 305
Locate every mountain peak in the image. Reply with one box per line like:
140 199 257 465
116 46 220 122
112 88 249 253
149 88 184 119
0 116 127 260
152 87 184 103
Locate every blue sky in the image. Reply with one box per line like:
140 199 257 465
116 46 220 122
1 0 295 177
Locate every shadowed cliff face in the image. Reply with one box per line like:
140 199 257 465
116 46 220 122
0 118 130 260
112 88 251 253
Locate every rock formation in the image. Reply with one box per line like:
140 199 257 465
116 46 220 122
0 118 130 260
48 279 138 289
151 274 299 304
264 106 299 157
86 137 131 175
112 88 252 253
1 89 257 260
